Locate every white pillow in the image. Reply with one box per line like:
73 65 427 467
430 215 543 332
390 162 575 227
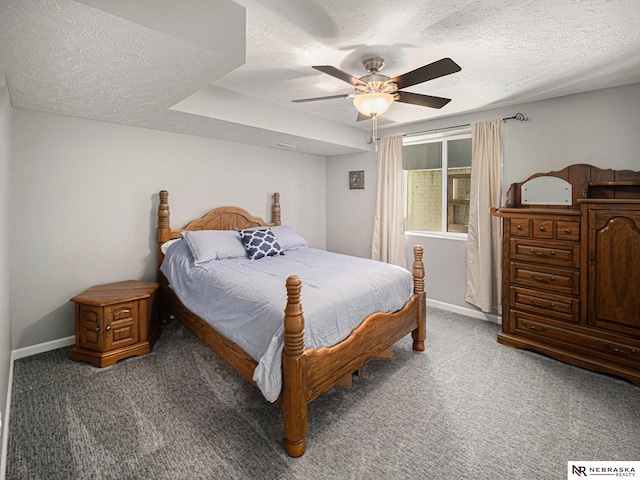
181 230 246 265
160 238 181 255
271 225 308 251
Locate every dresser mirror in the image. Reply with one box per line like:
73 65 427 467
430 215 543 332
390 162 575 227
521 176 572 205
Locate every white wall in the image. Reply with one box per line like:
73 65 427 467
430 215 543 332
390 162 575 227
11 109 326 349
326 152 378 256
326 83 640 312
0 79 12 459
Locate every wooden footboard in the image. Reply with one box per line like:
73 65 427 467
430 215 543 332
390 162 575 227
156 190 426 457
281 246 426 457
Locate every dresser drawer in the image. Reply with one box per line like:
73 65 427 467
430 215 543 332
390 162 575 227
510 262 579 295
510 286 579 323
508 217 580 241
556 221 580 241
510 238 580 268
510 218 531 237
532 219 554 239
511 311 640 368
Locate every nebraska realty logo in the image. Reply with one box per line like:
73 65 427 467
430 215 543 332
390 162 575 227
568 461 639 478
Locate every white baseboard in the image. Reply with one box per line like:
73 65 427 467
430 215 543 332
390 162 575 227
11 335 75 361
427 298 501 325
1 335 75 479
0 351 14 480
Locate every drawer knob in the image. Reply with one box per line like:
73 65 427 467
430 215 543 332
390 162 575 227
522 321 546 332
539 226 546 232
530 248 555 257
604 343 637 355
516 225 523 230
564 228 571 234
530 273 555 283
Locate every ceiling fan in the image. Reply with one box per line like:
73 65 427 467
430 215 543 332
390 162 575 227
292 56 461 121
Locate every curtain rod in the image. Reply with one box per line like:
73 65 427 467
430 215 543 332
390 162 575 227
403 112 529 138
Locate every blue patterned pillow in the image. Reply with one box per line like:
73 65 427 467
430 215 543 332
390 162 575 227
237 228 284 260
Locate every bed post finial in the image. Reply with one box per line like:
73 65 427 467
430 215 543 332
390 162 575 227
284 275 304 350
272 192 281 226
158 190 170 243
412 245 424 295
282 275 308 457
412 245 426 352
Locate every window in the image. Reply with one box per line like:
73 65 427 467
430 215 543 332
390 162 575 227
403 130 472 236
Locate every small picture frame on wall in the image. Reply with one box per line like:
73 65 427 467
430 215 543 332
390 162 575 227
349 170 365 189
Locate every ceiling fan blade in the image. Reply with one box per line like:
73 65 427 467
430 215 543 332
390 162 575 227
292 93 351 103
391 58 461 90
313 65 365 87
395 91 451 109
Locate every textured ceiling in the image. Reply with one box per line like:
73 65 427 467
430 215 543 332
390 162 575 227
1 0 639 156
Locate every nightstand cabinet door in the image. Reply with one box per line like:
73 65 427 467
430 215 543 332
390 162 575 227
77 303 103 352
105 301 140 351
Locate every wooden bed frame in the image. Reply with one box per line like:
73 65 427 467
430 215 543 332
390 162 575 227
156 190 426 457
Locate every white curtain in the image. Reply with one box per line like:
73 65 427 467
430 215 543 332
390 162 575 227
372 135 407 268
465 119 503 312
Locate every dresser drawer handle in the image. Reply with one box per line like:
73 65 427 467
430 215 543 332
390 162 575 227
539 226 546 232
516 224 523 230
530 273 555 283
530 248 555 257
564 228 571 234
522 321 547 332
529 299 555 309
604 343 637 355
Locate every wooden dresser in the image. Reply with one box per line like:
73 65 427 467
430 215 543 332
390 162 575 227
492 164 640 386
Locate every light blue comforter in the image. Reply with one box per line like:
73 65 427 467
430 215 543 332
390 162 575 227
161 240 413 401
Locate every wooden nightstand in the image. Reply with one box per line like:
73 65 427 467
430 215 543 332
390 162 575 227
70 280 160 367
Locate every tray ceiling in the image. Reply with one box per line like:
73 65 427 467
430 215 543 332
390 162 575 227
1 0 639 155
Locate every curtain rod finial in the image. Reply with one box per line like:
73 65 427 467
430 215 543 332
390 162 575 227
504 113 529 122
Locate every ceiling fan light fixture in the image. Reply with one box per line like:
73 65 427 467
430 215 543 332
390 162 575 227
353 92 394 117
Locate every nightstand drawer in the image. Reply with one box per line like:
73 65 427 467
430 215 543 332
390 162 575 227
510 286 579 323
510 262 579 295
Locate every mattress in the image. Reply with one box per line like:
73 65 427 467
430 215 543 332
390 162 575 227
160 240 413 401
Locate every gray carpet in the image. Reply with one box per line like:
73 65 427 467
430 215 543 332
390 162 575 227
6 308 640 479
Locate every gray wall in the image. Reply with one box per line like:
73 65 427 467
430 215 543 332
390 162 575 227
6 82 640 349
10 109 327 349
326 83 640 314
0 81 11 455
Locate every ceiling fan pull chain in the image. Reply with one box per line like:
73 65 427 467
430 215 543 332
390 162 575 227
372 114 378 152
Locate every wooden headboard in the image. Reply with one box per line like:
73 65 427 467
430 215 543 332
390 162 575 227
157 190 281 265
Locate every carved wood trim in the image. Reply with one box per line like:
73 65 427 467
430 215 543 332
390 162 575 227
504 164 640 209
156 191 278 266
